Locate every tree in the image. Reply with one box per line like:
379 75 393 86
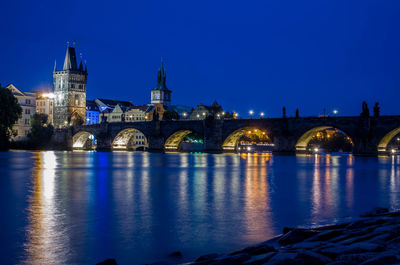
295 108 299 118
373 102 380 117
0 85 22 150
163 110 180 120
27 114 54 147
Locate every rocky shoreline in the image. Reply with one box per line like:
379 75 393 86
97 208 400 265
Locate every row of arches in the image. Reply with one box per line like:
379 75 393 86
72 126 400 154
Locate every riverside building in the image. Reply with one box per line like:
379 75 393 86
36 92 54 125
6 84 36 140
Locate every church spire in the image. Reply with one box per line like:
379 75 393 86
63 44 78 70
53 60 57 72
78 53 83 71
155 58 167 90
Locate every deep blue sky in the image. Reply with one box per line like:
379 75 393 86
1 0 399 117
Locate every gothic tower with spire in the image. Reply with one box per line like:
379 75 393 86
151 59 171 106
53 44 88 128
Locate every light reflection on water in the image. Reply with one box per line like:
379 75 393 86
1 151 400 264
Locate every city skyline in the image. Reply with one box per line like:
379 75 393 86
1 0 400 117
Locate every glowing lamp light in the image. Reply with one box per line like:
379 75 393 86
333 110 338 115
247 131 252 134
247 146 251 151
260 112 264 117
42 93 55 99
391 149 396 154
183 112 187 117
314 147 319 153
249 110 254 116
202 112 206 116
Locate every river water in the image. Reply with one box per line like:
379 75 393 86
1 151 400 264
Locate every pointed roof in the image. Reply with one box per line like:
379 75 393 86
63 46 78 70
79 60 83 71
6 84 25 96
154 58 168 90
211 100 220 108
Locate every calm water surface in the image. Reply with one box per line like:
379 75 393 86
1 151 400 264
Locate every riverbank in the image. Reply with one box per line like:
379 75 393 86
97 208 400 265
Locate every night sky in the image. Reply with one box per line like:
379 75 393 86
1 0 399 117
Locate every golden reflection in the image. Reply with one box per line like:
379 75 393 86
346 168 354 208
180 153 189 168
242 153 274 242
239 153 272 163
311 158 321 218
24 151 68 264
389 157 400 207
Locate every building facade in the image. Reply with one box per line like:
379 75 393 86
36 92 54 125
190 101 223 120
86 100 99 125
53 45 88 128
95 98 134 123
125 105 148 122
6 84 36 140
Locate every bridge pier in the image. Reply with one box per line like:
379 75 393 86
204 120 223 152
96 134 113 151
147 136 164 151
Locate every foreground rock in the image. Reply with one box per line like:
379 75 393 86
143 209 400 265
101 209 400 265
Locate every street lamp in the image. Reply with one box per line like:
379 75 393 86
260 112 264 118
333 109 338 115
183 112 187 119
249 110 254 118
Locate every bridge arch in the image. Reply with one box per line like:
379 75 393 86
295 126 354 152
72 131 97 150
164 130 196 150
377 128 400 153
222 126 271 151
112 128 148 150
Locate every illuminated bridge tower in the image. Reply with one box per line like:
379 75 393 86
53 44 88 128
151 59 171 107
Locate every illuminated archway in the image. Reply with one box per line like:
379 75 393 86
377 128 400 153
295 126 353 152
164 130 194 150
72 131 96 150
112 128 148 150
70 112 84 126
222 127 270 151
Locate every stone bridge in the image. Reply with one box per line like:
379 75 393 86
54 116 400 155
